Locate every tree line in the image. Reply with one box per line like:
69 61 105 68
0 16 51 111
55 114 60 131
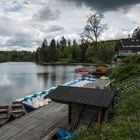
0 51 36 62
0 38 116 64
36 37 116 64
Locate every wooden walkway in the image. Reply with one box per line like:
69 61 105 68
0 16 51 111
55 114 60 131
85 79 111 89
0 79 112 140
0 102 68 140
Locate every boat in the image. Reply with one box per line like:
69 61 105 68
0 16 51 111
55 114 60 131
94 65 109 73
75 67 89 74
16 78 97 110
22 88 55 110
10 101 26 119
0 105 10 127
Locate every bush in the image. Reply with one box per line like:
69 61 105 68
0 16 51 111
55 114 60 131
110 64 140 81
122 55 140 64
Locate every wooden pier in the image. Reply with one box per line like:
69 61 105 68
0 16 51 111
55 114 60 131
0 80 111 140
0 102 68 140
85 79 111 89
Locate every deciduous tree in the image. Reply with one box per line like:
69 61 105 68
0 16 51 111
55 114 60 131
82 13 107 47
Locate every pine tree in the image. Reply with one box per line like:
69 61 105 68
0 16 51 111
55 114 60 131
60 36 67 50
49 38 60 61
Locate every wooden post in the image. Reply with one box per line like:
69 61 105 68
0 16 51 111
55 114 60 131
97 108 102 124
68 104 71 126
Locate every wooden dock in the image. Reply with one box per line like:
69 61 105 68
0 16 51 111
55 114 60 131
85 79 111 89
0 80 111 140
0 102 68 140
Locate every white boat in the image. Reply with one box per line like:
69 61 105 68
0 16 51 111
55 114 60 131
16 77 98 110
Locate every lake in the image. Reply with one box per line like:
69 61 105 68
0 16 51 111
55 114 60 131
0 62 82 105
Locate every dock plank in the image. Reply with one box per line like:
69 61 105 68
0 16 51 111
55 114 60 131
85 79 111 89
0 102 68 140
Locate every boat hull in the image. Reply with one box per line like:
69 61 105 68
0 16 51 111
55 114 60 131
0 105 10 127
11 102 26 119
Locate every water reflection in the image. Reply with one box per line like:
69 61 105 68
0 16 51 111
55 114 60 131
0 62 82 105
37 72 49 88
0 75 11 87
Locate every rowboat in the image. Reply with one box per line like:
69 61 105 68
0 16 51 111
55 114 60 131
0 105 10 127
75 67 89 74
10 102 26 119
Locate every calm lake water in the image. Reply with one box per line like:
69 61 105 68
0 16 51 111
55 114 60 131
0 62 82 105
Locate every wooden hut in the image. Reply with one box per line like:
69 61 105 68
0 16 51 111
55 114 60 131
45 86 115 130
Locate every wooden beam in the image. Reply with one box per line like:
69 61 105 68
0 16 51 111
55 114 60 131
97 108 102 124
88 110 99 128
68 103 71 125
76 105 86 126
69 105 85 130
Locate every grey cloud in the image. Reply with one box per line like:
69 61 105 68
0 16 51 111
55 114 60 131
5 33 36 48
63 0 140 11
47 25 64 32
0 17 40 49
37 6 61 21
0 17 23 37
0 17 15 36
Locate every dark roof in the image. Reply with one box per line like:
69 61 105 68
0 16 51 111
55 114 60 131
116 38 140 51
46 86 115 108
121 38 140 46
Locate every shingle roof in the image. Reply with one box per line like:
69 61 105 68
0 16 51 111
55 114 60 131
121 38 140 45
45 86 115 108
116 38 140 51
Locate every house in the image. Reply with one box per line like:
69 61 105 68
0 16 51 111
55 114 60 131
45 86 115 130
116 38 140 56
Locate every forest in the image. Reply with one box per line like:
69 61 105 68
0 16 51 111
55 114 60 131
36 38 116 64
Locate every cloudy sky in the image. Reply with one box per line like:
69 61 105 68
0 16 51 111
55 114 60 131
0 0 140 51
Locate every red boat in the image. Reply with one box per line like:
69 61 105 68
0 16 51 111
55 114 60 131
75 67 89 74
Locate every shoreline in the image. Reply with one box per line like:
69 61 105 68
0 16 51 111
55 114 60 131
0 61 94 66
0 61 111 66
36 62 95 66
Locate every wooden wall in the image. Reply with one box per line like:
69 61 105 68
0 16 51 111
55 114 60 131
68 104 110 130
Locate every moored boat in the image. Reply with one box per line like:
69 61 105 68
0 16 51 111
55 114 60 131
75 67 89 74
16 77 98 110
0 105 10 127
21 88 55 110
10 101 26 119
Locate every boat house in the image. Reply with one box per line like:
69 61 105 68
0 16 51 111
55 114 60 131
45 86 115 130
116 38 140 56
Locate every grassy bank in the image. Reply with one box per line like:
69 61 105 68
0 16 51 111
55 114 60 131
70 56 140 140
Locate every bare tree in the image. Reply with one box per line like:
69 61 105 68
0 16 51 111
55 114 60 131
81 13 107 47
